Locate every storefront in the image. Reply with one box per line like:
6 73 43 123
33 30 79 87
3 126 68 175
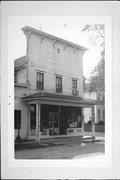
22 92 97 142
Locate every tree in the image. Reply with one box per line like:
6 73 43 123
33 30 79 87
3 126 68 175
81 24 105 48
88 59 104 92
81 24 105 94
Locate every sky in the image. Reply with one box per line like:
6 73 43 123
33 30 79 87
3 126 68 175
8 16 101 79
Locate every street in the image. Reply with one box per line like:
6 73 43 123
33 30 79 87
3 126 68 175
15 141 104 159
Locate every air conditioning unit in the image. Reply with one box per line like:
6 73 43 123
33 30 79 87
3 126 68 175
72 90 79 95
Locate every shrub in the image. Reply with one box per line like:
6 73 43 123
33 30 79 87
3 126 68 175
88 120 92 125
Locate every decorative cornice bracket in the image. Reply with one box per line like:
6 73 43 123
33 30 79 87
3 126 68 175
53 39 57 47
64 43 68 50
41 36 45 43
73 47 77 54
81 49 86 55
23 30 32 39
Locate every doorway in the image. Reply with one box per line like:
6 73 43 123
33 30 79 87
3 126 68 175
49 112 59 135
30 104 36 136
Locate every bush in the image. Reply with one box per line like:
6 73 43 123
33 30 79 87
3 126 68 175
88 120 92 125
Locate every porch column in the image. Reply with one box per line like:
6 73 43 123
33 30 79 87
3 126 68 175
58 105 61 134
91 106 95 139
36 102 41 143
81 107 84 134
27 104 30 139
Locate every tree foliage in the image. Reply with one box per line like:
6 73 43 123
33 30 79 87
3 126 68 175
88 59 105 92
81 24 105 48
82 24 105 93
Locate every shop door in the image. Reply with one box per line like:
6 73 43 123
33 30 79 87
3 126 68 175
49 112 59 135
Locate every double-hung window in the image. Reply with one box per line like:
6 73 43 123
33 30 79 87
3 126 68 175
56 76 62 93
72 79 77 94
36 72 44 90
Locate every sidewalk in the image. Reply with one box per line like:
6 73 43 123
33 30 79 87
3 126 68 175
15 133 104 151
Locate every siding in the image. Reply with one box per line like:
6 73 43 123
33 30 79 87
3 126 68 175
15 68 27 84
15 86 28 139
27 33 83 97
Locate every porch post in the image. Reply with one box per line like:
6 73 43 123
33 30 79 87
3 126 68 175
58 105 61 134
36 102 41 143
38 103 41 142
27 104 30 139
91 106 95 139
81 107 84 134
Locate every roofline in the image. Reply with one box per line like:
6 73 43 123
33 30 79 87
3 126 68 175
21 26 88 51
14 55 27 70
21 92 100 105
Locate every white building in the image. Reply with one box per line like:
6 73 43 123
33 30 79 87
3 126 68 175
84 91 105 123
14 26 99 142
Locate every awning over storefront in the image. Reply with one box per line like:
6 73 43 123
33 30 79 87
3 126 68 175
22 92 103 108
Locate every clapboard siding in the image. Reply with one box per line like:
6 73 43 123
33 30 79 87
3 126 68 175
27 33 83 97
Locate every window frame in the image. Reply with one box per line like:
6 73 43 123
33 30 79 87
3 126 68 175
56 75 62 93
36 71 44 91
72 79 77 94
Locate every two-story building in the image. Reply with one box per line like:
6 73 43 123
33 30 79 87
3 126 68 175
84 91 105 124
14 26 98 142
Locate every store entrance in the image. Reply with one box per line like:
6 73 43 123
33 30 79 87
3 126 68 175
49 112 59 135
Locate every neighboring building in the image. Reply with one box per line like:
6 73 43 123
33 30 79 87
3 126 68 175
84 91 105 124
14 26 98 142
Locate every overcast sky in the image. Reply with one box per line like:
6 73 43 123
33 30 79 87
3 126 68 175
8 16 101 79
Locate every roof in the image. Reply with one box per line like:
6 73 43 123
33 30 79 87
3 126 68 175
22 92 101 107
22 26 88 51
14 56 26 69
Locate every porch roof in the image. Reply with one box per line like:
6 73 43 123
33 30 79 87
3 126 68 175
22 92 102 107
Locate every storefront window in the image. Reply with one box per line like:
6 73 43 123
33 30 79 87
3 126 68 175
68 113 82 128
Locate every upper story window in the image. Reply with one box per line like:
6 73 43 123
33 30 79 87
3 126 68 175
36 72 44 90
72 79 78 95
56 76 62 93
